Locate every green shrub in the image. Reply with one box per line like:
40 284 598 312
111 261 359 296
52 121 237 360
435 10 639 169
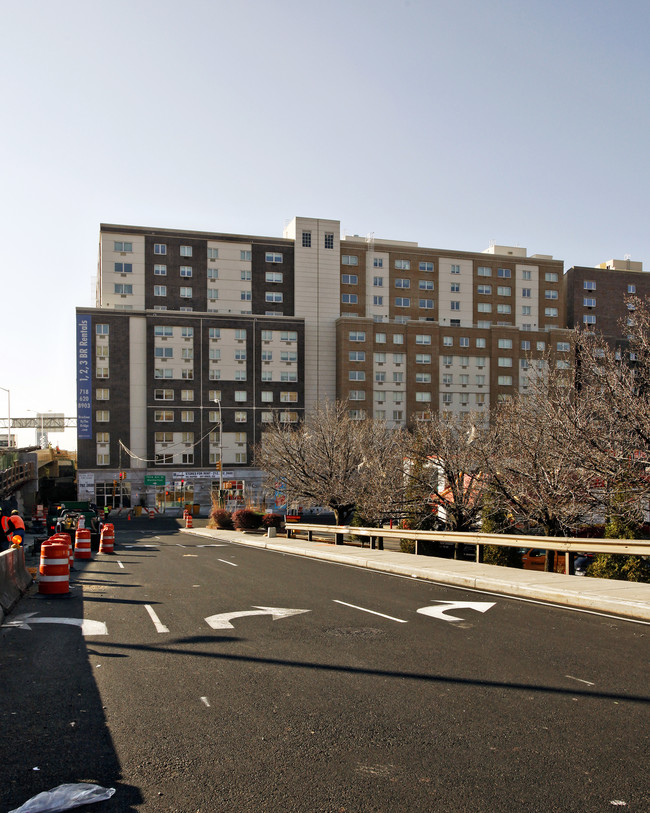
400 538 415 554
483 545 522 568
232 508 263 531
586 554 650 583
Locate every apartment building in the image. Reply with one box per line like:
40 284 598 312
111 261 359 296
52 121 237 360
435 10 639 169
564 258 650 347
76 217 573 510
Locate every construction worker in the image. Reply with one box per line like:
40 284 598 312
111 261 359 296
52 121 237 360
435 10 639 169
7 510 25 546
0 509 10 552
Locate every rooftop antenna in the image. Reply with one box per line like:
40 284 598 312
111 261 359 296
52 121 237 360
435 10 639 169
366 232 375 250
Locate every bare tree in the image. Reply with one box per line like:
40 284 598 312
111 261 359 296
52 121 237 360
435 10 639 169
483 356 595 546
406 413 491 550
255 401 408 525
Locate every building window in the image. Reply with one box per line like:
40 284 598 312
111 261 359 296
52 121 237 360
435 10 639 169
582 297 596 308
180 287 193 298
628 284 636 294
178 245 192 257
154 389 174 400
498 268 512 278
373 258 383 268
557 342 570 352
113 241 132 252
342 274 358 285
477 266 492 277
395 297 410 307
324 233 334 249
154 368 173 379
154 410 173 422
522 288 531 298
449 264 460 275
302 231 311 248
207 268 219 281
459 337 469 347
154 243 167 255
349 351 365 362
497 376 513 386
280 330 297 341
266 271 283 283
477 303 492 313
395 260 410 270
154 285 167 297
546 272 559 282
181 410 194 423
266 291 283 302
415 334 431 345
419 299 434 309
545 290 558 300
234 391 247 402
280 411 298 423
342 255 359 266
154 264 167 276
207 247 219 259
395 278 410 289
498 357 513 367
281 391 298 403
114 283 133 294
241 290 252 301
419 279 434 290
536 341 546 351
265 252 283 263
522 270 532 280
349 331 365 342
349 390 366 401
154 326 173 337
415 392 431 402
521 340 531 351
114 262 132 273
374 333 386 343
419 262 434 272
497 286 512 296
498 339 512 349
180 266 192 278
373 276 383 287
497 304 512 314
373 295 384 306
583 314 596 325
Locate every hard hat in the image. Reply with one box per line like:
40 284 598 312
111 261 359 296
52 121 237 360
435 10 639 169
11 510 19 515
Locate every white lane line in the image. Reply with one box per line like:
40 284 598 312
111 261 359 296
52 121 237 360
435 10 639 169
217 559 238 567
200 697 211 707
117 560 124 569
565 675 595 686
176 544 186 548
333 600 407 623
145 604 169 633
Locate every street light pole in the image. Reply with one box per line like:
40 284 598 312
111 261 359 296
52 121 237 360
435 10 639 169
212 399 223 495
0 387 10 449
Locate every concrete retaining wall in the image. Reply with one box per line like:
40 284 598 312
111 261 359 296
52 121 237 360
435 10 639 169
0 547 33 617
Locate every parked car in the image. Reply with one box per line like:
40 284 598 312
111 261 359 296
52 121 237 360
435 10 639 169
520 548 566 574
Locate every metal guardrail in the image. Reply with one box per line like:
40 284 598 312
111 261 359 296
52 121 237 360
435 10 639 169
285 523 650 574
0 461 35 500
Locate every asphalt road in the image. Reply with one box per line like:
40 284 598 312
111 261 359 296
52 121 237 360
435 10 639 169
1 517 648 813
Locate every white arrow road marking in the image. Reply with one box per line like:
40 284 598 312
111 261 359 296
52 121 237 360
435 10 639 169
200 697 211 707
417 602 496 623
145 604 169 633
117 560 124 569
217 559 238 567
205 606 310 630
5 613 108 636
333 600 407 623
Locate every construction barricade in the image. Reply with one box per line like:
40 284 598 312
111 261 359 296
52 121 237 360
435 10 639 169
38 540 70 595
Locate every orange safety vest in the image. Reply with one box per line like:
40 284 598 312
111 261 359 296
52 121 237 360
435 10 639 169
7 515 25 543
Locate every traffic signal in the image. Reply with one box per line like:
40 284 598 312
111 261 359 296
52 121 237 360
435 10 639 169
215 461 221 471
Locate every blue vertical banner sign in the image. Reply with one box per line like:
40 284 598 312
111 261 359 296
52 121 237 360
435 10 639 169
77 313 92 439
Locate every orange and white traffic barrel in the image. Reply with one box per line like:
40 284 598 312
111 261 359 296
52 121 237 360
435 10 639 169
99 524 114 554
149 509 154 519
185 512 193 529
52 532 73 570
38 541 70 595
74 528 92 560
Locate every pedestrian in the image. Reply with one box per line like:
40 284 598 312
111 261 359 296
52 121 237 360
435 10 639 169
0 509 10 552
7 510 25 546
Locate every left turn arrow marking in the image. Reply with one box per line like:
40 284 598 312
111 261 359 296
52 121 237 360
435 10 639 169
4 613 108 636
417 602 496 623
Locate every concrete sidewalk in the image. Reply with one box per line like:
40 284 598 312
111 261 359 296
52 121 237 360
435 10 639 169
181 526 650 623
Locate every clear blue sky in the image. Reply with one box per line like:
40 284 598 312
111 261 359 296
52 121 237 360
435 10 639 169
2 0 649 449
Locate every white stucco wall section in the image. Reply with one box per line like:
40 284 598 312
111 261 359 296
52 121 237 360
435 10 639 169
285 217 340 410
129 315 147 468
